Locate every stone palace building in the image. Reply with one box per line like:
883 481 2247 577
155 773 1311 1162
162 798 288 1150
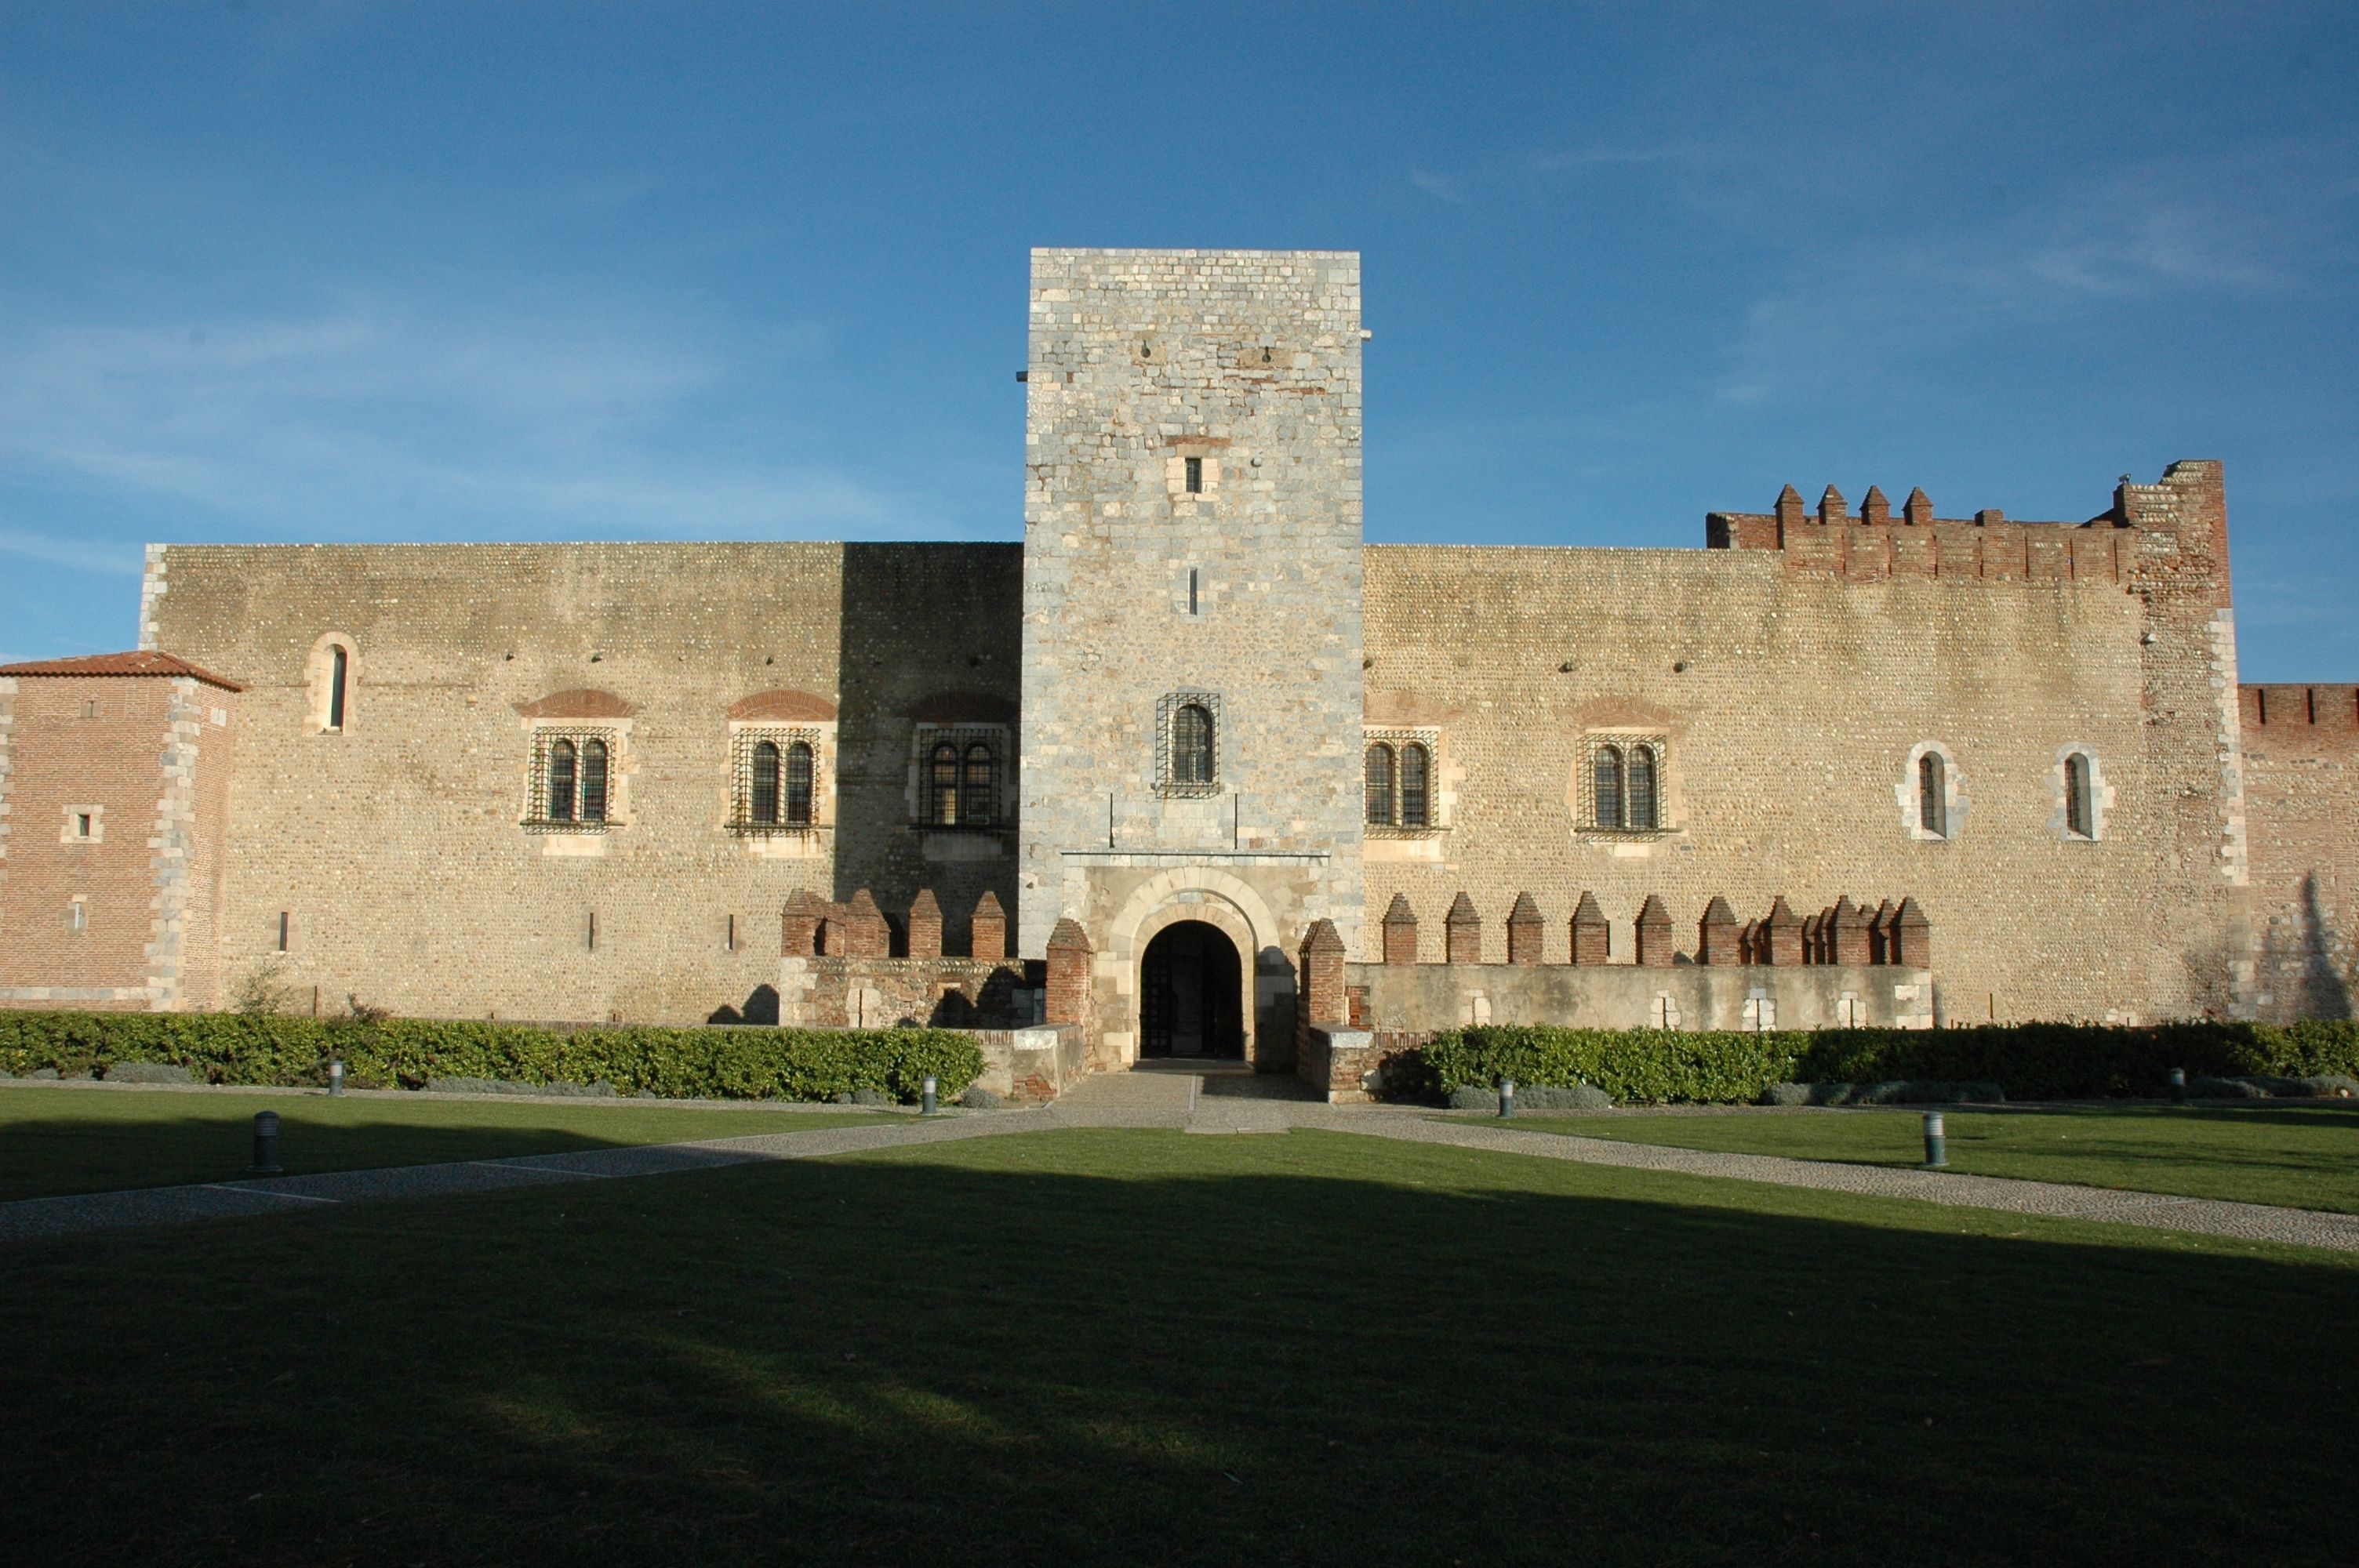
2 249 2351 1091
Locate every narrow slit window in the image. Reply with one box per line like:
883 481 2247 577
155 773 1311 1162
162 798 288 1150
1188 568 1199 615
961 743 995 826
1627 745 1659 831
326 644 347 731
1918 752 1946 837
547 740 577 822
1400 742 1430 828
931 742 961 826
1364 743 1395 826
1594 745 1625 829
785 741 814 824
1174 703 1214 786
277 912 289 953
580 739 609 823
750 740 781 825
2065 753 2092 838
1184 456 1203 494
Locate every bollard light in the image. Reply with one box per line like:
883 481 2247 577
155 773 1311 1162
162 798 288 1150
2168 1067 2186 1105
1923 1110 1947 1169
327 1059 345 1097
1499 1078 1516 1119
921 1074 939 1116
251 1109 282 1174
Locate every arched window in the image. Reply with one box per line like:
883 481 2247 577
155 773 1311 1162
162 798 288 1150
1364 742 1395 826
785 741 814 825
750 740 781 825
1174 703 1213 786
1918 751 1946 837
1594 744 1625 829
547 740 577 822
2065 753 2092 839
327 644 347 732
1627 745 1659 830
961 743 995 826
930 742 961 826
580 740 609 822
1400 742 1430 828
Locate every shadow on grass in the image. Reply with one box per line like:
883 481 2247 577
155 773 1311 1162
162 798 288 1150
7 1128 2358 1566
0 1105 889 1203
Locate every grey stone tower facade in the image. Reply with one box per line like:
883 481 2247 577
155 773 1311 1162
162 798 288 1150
1018 249 1368 1068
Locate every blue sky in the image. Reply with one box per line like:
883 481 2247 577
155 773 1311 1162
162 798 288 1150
3 2 2354 677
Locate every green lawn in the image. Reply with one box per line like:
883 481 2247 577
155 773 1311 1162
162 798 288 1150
1461 1103 2359 1212
0 1086 892 1201
7 1127 2357 1565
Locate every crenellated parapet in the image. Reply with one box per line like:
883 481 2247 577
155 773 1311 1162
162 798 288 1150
1372 889 1932 971
1702 473 2208 588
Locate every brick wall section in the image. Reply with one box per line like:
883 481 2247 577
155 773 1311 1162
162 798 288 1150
1298 917 1347 1028
141 541 1020 1025
907 888 943 960
0 670 238 1011
1361 461 2243 1024
2241 683 2359 1019
1505 891 1543 964
1444 892 1481 964
1380 892 1417 964
970 891 1006 963
1045 918 1092 1028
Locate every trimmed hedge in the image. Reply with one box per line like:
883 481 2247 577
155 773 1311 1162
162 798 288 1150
0 1011 984 1104
1417 1019 2359 1105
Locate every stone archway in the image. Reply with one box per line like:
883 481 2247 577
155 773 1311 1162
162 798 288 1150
1103 867 1285 1068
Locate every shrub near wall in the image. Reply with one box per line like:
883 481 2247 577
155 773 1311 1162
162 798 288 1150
0 1011 984 1103
1418 1020 2359 1105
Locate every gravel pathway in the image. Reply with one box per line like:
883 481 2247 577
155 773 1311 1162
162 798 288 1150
5 1073 2356 1253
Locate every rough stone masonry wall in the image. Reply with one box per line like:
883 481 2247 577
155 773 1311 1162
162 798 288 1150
141 542 1020 1025
1360 463 2243 1025
2241 684 2359 1020
1019 248 1366 1066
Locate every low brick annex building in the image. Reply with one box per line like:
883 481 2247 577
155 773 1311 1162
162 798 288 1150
1 248 2350 1078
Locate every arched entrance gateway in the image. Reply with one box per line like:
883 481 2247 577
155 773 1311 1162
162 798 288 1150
1139 920 1245 1059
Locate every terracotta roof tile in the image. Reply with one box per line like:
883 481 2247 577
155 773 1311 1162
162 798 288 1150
0 650 244 691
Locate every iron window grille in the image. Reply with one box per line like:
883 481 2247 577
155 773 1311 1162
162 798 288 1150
525 727 620 832
730 727 822 833
1156 691 1222 797
1582 733 1670 836
1363 727 1444 833
911 724 1010 829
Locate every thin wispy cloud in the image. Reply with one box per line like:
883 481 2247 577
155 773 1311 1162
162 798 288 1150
1408 169 1467 204
0 524 143 575
1527 144 1695 172
1714 154 2318 404
0 294 925 541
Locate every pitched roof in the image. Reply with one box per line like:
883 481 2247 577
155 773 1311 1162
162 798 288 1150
0 650 245 691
